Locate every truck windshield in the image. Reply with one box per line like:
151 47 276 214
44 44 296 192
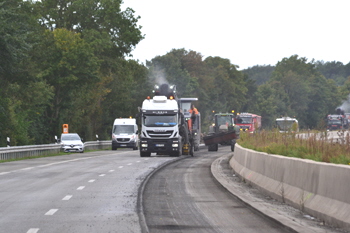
217 115 232 126
276 121 295 131
237 116 252 124
143 115 177 127
327 120 341 125
113 125 134 135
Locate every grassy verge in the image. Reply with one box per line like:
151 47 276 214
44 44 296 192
237 130 350 165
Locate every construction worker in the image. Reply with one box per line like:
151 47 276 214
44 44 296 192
189 104 199 129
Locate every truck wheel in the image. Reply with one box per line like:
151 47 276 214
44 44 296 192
190 144 194 156
214 143 218 151
140 151 151 157
208 144 215 151
231 139 236 152
112 146 117 150
133 146 138 150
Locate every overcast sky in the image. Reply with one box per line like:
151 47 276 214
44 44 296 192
122 0 350 70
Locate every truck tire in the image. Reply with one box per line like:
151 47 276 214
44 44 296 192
133 145 138 150
208 144 216 151
231 139 236 152
112 145 117 150
140 151 151 157
214 143 218 151
190 143 194 156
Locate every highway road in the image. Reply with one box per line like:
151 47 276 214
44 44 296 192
0 147 345 233
0 150 178 233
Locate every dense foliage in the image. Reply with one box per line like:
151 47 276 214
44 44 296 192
1 0 349 146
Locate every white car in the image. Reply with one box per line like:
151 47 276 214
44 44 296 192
60 133 84 153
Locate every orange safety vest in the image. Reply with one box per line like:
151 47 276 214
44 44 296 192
189 108 199 115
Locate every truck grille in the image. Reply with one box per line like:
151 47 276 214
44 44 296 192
147 130 173 138
117 138 130 142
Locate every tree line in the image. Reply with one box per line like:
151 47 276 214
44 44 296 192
1 0 349 146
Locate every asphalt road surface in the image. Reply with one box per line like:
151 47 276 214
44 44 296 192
141 147 292 233
0 150 178 233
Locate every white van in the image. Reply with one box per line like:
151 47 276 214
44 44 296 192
112 118 139 150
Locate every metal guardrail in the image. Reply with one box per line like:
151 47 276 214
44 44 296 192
0 140 112 161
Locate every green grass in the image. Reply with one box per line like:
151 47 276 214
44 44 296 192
238 129 350 165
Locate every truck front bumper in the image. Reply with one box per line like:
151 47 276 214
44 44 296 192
139 138 180 153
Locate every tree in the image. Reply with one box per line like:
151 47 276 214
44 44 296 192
31 28 101 138
37 0 144 58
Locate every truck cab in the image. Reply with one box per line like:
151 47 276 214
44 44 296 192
139 95 182 157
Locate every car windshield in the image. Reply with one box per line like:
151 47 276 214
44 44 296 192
61 134 81 141
143 115 177 127
113 125 134 135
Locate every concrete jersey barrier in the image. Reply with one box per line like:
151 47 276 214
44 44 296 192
230 144 350 230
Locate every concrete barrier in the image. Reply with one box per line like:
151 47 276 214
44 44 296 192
230 144 350 230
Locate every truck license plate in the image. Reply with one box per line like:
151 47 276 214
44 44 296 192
155 144 164 147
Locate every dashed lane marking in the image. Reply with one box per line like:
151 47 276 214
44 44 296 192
77 186 85 190
45 209 58 215
62 195 72 200
27 228 39 233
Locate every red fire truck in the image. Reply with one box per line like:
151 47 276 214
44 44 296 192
235 113 262 133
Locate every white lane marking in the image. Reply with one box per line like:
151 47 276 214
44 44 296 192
136 161 141 163
118 166 123 169
109 170 114 172
27 228 40 233
0 151 133 175
127 163 132 166
0 172 11 175
2 151 132 174
77 186 85 190
99 174 106 177
88 179 95 183
62 195 72 200
45 209 58 215
21 167 34 171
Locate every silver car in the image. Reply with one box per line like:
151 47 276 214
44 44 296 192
60 133 84 153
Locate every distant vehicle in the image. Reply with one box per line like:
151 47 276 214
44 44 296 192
112 118 139 150
276 117 299 133
235 112 261 133
203 112 240 152
326 114 346 131
60 133 84 153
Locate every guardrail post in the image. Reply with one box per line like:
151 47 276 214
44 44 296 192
7 137 10 147
55 135 58 144
96 134 99 142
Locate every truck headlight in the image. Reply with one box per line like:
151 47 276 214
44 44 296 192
172 143 179 147
141 144 148 147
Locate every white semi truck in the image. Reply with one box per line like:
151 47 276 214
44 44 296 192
276 116 299 133
138 84 191 157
